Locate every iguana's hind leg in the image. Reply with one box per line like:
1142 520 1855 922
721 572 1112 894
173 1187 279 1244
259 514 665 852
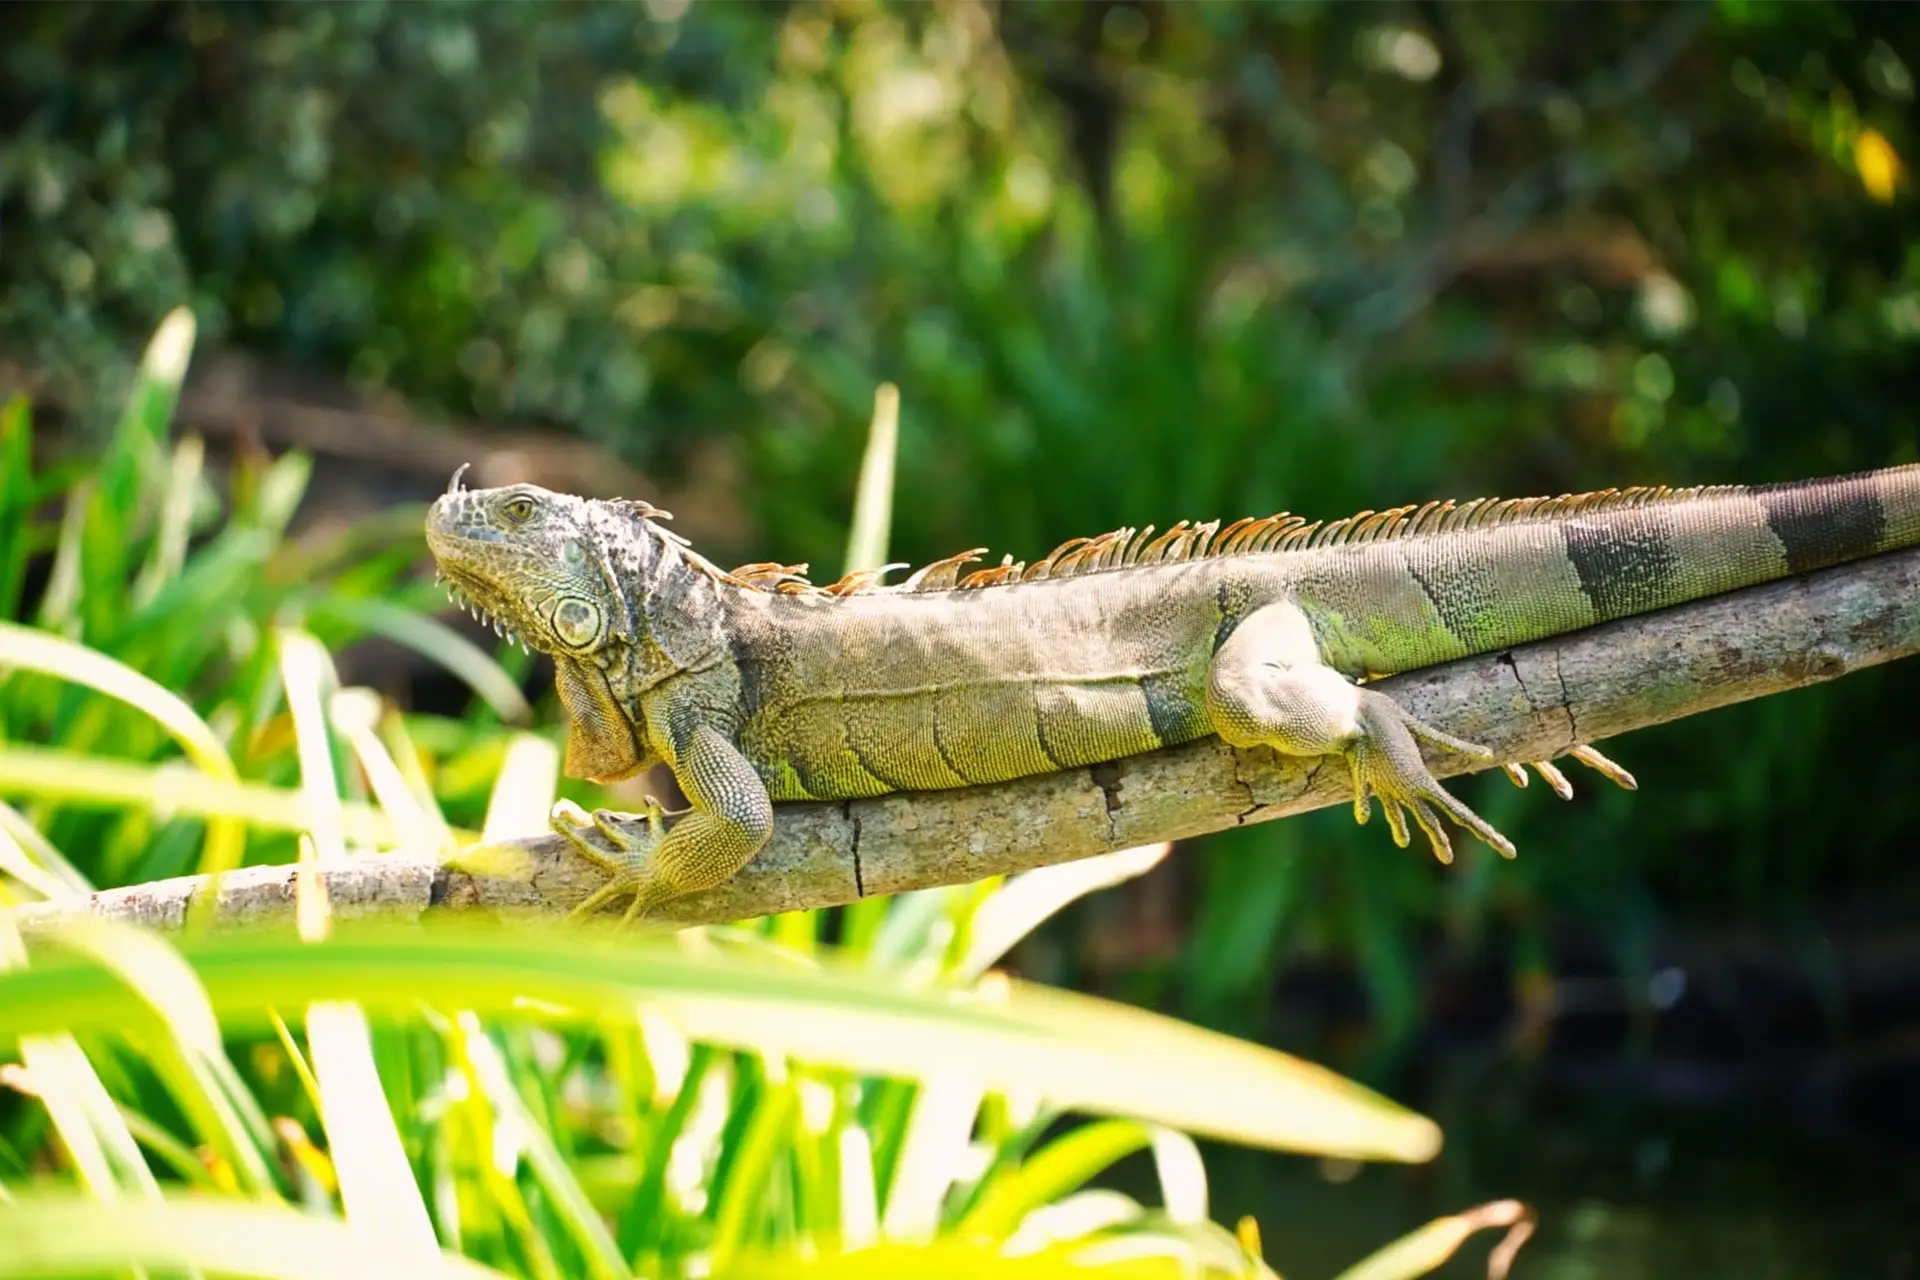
1204 601 1512 864
553 724 774 924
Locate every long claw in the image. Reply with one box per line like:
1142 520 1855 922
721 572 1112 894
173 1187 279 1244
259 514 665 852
1407 796 1454 865
1570 744 1638 791
1382 795 1412 849
1530 759 1574 801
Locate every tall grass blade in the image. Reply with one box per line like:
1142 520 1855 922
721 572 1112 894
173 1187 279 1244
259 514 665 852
331 689 448 856
709 1064 802 1274
454 1013 632 1280
0 917 164 1229
480 732 561 841
880 1074 984 1243
957 843 1173 981
36 920 278 1197
844 383 900 576
1 925 1444 1162
0 396 32 623
276 628 443 1264
0 1192 514 1280
957 1118 1153 1240
33 481 89 637
316 598 532 725
0 812 80 903
0 622 243 878
79 306 196 639
131 435 206 609
0 744 398 846
0 801 89 896
1329 1199 1535 1280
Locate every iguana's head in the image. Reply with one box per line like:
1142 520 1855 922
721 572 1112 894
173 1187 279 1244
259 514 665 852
425 467 653 661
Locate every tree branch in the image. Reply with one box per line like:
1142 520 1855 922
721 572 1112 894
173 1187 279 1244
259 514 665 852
14 547 1920 937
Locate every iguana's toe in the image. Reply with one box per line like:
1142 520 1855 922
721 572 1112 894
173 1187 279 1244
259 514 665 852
1347 690 1518 865
1502 745 1638 799
550 797 675 925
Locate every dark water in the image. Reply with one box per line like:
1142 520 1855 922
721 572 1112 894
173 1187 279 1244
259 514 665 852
1200 1105 1920 1279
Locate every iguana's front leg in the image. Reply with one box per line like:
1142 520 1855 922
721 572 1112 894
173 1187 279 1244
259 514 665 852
553 723 773 924
1203 601 1629 863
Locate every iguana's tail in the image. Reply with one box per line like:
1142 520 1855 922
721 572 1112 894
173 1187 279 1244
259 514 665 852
1334 461 1920 672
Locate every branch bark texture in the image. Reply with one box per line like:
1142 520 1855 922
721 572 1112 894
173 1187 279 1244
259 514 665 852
15 547 1920 937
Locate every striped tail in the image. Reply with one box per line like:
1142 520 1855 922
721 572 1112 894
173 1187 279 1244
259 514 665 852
1556 462 1920 624
1330 462 1920 676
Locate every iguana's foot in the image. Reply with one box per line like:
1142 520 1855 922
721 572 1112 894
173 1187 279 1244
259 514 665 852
1202 601 1638 866
550 796 681 926
1345 690 1513 865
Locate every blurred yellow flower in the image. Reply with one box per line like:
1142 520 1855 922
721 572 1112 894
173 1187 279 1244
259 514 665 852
1855 127 1903 203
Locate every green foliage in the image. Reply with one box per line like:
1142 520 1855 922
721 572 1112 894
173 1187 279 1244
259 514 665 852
0 309 519 894
0 313 1535 1279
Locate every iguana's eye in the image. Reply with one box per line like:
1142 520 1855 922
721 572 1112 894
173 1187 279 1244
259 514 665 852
502 496 537 523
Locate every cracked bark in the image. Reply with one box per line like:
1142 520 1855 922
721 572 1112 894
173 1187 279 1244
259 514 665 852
11 546 1920 937
845 801 865 900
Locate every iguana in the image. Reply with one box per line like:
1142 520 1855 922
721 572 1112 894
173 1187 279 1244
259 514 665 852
425 463 1920 922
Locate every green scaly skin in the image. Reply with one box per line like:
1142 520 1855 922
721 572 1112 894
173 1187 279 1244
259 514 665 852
425 463 1920 923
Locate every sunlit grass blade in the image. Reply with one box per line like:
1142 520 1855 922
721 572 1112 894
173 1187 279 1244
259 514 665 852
236 450 312 541
277 627 443 1264
306 1002 442 1264
0 621 243 877
710 1060 803 1274
1330 1199 1535 1280
844 382 901 577
0 804 90 900
332 688 449 855
0 810 80 903
33 477 87 635
722 1239 1215 1280
1003 1189 1142 1256
456 1013 632 1280
78 306 197 639
836 1123 880 1250
0 744 400 846
957 1118 1152 1241
36 919 278 1197
316 597 532 725
1146 1127 1208 1226
278 628 349 869
880 1073 984 1243
480 732 561 841
0 917 162 1213
957 843 1173 981
0 396 32 622
1 923 1442 1163
131 434 206 609
0 1191 515 1280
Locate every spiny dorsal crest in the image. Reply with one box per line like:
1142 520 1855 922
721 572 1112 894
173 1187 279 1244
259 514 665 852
626 481 1744 597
